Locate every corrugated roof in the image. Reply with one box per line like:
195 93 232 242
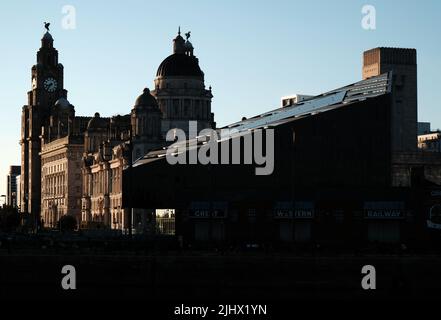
133 72 392 167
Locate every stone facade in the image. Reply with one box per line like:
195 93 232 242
81 145 128 229
418 132 441 152
81 113 131 229
392 152 441 187
40 135 83 227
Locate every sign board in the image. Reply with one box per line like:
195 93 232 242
274 209 314 219
212 209 226 218
274 201 314 219
189 210 227 218
365 209 403 219
191 209 211 218
363 201 405 219
189 202 228 218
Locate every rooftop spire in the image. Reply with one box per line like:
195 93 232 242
173 27 186 54
41 21 54 48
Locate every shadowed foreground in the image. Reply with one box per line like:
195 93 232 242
1 253 441 301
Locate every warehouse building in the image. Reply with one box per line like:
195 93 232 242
122 48 441 247
123 72 440 246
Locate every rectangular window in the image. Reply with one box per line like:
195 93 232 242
195 100 201 117
184 99 191 116
173 99 180 116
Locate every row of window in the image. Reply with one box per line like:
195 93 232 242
112 210 124 225
43 173 66 196
41 152 69 165
42 162 66 175
418 136 441 142
160 99 211 119
111 197 122 209
88 197 123 212
134 116 160 136
87 167 122 196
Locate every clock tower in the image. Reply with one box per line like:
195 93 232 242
20 25 69 224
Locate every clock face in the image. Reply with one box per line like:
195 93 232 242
43 78 58 92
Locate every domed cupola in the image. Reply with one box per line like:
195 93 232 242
87 112 108 130
41 31 54 48
41 22 54 48
54 97 72 109
173 27 186 54
152 28 215 137
133 88 159 110
131 89 163 154
156 28 204 79
42 31 54 41
156 55 204 78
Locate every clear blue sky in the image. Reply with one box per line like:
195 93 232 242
0 0 440 197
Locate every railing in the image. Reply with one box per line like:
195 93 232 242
156 217 175 235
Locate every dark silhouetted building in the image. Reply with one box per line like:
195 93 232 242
6 166 21 208
418 122 431 135
123 70 441 246
363 47 417 153
20 30 68 218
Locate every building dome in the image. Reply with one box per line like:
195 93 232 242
42 32 53 41
54 97 71 108
156 53 204 78
134 88 159 108
41 31 54 48
156 29 204 78
87 112 108 130
173 33 186 54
